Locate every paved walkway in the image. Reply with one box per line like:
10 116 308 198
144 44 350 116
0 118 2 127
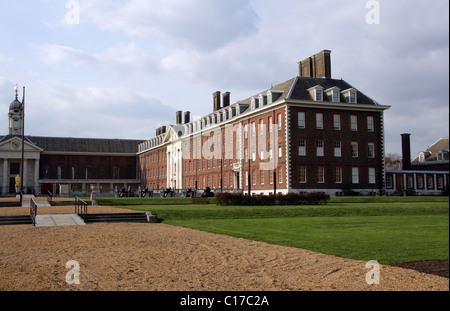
34 214 86 227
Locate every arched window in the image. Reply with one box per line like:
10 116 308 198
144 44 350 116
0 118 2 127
86 165 93 179
113 166 120 179
58 164 65 179
72 164 79 179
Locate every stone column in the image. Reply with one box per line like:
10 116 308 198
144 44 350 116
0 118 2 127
23 159 28 191
34 159 40 194
2 159 8 195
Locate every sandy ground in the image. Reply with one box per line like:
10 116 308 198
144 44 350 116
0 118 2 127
0 205 448 291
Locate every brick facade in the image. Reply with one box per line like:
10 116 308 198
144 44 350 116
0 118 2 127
136 50 391 196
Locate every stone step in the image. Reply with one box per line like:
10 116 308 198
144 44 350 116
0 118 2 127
34 214 86 227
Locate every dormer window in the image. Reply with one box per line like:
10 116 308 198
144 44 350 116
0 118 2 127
350 92 357 103
325 87 340 103
258 94 267 107
418 153 425 162
316 89 323 101
342 88 357 104
437 150 448 161
418 151 430 162
267 90 283 104
307 85 324 101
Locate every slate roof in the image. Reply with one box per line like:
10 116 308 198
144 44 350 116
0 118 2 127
412 137 449 162
0 135 144 154
237 76 379 107
288 76 378 105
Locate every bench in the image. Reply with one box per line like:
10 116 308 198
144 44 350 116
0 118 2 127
191 197 209 204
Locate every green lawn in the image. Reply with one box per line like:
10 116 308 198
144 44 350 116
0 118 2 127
167 215 448 264
96 196 449 264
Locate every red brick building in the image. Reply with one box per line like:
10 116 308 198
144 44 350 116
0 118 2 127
138 50 390 196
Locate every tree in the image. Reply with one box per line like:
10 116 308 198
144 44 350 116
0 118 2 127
385 153 402 170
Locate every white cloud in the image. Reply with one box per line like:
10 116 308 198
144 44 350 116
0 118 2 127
36 42 160 78
83 0 259 51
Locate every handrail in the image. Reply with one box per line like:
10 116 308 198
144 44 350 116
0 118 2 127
74 197 88 215
46 190 53 202
30 197 37 226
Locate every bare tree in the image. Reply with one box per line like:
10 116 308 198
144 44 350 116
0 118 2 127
385 153 402 170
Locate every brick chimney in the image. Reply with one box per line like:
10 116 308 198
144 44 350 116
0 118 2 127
184 111 190 124
213 91 221 111
298 50 332 79
222 92 230 108
176 111 182 125
401 133 412 170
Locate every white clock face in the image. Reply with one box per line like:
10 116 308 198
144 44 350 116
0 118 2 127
11 141 21 149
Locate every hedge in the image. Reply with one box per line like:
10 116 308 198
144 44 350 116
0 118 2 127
215 192 330 206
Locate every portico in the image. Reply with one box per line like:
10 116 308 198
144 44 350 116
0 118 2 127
0 136 42 195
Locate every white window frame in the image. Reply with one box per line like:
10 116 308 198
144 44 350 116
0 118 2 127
316 89 323 101
316 140 324 157
316 166 325 183
334 166 342 184
298 139 306 156
352 167 359 184
299 166 307 183
333 114 341 130
298 112 306 129
351 141 359 158
369 168 376 184
316 113 323 129
350 115 358 131
367 116 374 132
334 141 342 157
368 142 375 158
332 90 339 102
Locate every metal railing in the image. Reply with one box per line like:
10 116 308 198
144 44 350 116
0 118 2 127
30 197 37 226
46 190 53 203
75 197 88 215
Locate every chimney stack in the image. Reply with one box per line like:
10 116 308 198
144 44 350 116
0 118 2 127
401 133 412 170
176 111 182 125
222 92 230 108
298 50 331 79
213 91 221 111
161 126 166 134
184 111 190 124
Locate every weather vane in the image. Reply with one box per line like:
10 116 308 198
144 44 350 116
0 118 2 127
13 84 18 99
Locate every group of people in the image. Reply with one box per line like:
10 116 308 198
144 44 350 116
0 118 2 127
116 186 214 198
137 186 199 198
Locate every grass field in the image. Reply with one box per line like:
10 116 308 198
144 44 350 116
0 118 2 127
96 196 449 264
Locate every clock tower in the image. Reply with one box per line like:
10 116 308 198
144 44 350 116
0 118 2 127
8 86 23 135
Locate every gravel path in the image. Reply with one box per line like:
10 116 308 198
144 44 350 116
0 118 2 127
0 206 448 291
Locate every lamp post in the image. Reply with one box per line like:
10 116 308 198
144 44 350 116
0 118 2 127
19 86 25 200
220 158 223 193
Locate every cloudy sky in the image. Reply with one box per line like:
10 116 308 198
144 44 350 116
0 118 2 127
0 0 448 159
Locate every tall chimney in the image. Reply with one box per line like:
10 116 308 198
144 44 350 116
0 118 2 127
176 111 182 125
213 91 221 111
222 92 230 108
184 111 190 124
161 126 166 134
401 133 412 170
298 50 331 79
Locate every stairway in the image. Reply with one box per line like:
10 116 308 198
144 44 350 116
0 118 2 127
80 213 150 224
